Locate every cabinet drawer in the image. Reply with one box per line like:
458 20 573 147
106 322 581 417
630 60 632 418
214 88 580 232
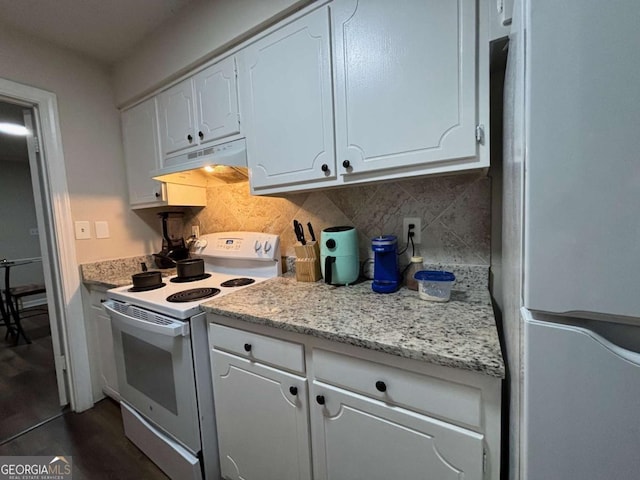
210 323 305 374
313 349 482 428
89 288 109 309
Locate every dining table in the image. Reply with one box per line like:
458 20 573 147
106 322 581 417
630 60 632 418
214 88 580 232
0 258 43 345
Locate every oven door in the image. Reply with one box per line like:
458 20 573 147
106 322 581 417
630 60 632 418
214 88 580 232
104 300 201 453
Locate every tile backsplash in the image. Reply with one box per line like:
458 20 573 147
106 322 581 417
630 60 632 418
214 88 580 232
184 172 490 266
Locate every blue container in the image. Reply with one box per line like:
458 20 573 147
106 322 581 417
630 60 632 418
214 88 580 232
371 235 400 293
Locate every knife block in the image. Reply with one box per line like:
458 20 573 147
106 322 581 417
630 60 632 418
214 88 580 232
294 241 321 282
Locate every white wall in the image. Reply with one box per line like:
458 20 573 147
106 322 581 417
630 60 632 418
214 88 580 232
113 0 311 106
0 22 161 263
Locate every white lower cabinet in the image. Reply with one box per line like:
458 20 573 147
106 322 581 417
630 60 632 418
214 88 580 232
86 286 119 401
310 381 484 480
209 320 499 480
210 325 312 480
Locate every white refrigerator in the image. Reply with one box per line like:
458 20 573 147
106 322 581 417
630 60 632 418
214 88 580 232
506 0 640 478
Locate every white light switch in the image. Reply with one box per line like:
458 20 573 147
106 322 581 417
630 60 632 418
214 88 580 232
95 221 110 239
75 221 91 240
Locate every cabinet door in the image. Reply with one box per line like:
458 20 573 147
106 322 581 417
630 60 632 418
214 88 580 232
310 382 484 480
94 311 120 401
89 288 120 401
239 6 335 191
157 79 197 157
211 350 312 480
332 0 478 175
194 56 240 145
121 98 164 206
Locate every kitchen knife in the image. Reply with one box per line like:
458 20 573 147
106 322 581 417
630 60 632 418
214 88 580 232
293 220 301 242
307 222 316 242
293 220 306 245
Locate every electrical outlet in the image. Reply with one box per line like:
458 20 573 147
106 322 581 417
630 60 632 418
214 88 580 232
402 217 422 244
191 225 200 238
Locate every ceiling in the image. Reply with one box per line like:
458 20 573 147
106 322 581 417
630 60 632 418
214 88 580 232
0 0 195 64
0 1 197 159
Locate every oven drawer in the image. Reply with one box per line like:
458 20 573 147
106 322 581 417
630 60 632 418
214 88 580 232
210 323 305 373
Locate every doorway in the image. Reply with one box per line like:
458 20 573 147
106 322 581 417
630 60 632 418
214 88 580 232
0 99 66 443
0 77 95 417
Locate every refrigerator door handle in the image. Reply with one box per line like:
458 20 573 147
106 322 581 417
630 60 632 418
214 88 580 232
524 309 640 366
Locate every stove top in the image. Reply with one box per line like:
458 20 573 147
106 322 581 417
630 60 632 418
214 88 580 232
108 232 281 319
170 273 212 283
167 287 221 303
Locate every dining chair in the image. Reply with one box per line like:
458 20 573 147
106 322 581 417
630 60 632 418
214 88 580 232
1 260 46 345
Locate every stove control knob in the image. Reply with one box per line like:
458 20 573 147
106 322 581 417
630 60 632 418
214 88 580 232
264 241 272 253
254 240 262 252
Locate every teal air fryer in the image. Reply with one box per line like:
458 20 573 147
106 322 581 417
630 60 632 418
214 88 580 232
320 226 359 285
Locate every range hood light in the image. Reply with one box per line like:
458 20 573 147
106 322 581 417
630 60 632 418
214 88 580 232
152 138 247 178
203 165 215 173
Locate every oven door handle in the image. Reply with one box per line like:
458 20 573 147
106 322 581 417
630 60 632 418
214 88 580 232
103 301 190 337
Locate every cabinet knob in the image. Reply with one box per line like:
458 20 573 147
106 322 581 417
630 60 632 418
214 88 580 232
198 131 204 140
187 134 193 143
155 192 161 198
321 164 329 172
375 381 387 392
316 395 325 405
289 386 298 396
243 343 252 352
342 160 351 169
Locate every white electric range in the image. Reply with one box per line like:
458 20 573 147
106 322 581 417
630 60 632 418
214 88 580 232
103 232 281 480
108 231 281 318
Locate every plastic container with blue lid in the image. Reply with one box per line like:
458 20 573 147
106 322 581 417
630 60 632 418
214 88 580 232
413 270 456 302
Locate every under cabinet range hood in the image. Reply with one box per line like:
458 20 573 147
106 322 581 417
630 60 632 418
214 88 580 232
152 138 247 180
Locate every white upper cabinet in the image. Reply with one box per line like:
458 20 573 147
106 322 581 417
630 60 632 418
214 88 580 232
157 78 195 157
239 6 336 192
194 58 241 145
121 97 164 206
121 98 207 209
331 0 480 178
157 56 240 159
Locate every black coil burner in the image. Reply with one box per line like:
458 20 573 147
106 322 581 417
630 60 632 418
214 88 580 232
170 273 212 283
166 287 220 303
220 277 256 288
128 283 165 292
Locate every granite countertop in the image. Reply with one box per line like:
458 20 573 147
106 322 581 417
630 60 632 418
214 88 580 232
81 255 175 289
81 256 504 378
202 276 505 379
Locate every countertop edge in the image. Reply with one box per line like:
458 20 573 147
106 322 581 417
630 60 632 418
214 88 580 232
203 302 506 379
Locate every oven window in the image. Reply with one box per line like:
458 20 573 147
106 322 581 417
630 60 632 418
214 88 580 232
121 332 178 415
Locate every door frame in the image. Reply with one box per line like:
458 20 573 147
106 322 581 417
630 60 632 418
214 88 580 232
0 77 93 412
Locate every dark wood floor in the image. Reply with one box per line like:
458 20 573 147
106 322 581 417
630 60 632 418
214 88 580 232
0 399 168 479
0 307 61 442
0 307 168 479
